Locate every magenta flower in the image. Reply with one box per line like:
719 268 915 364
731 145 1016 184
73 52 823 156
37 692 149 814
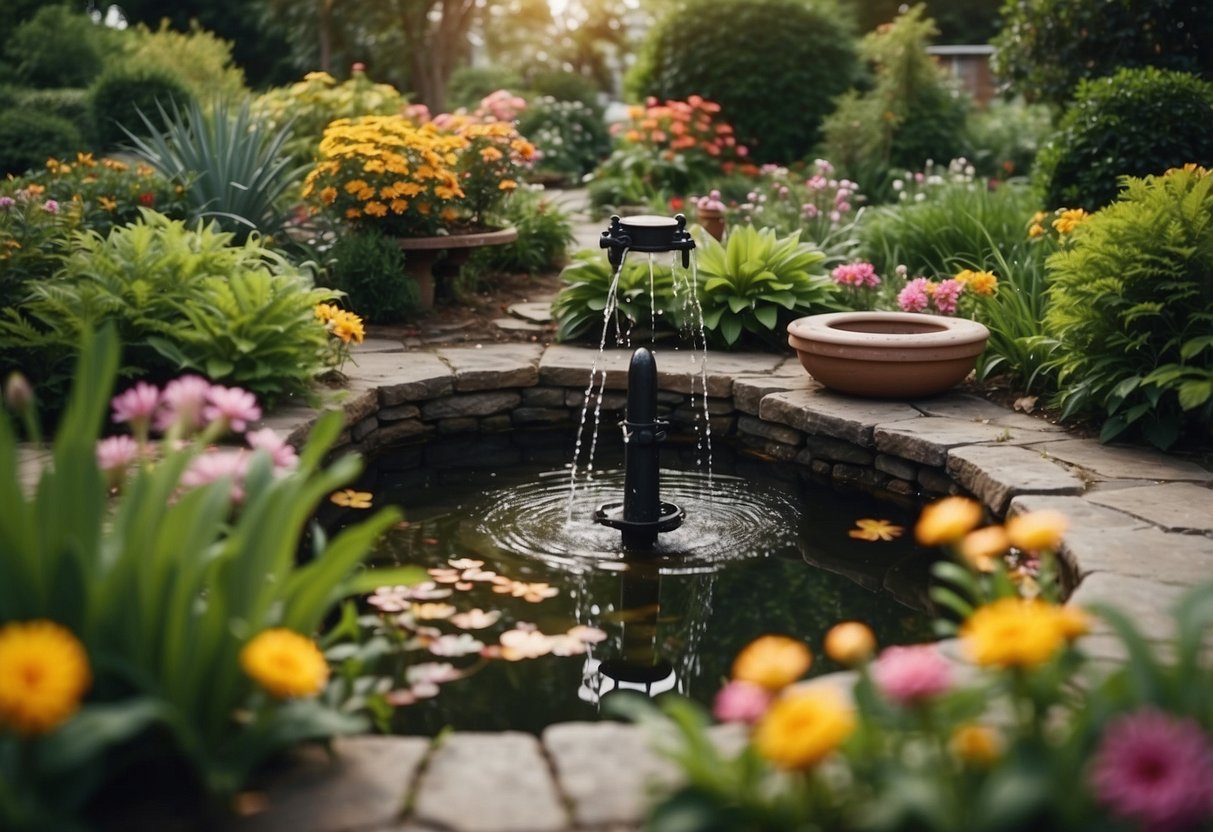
204 385 261 433
245 427 299 471
111 382 160 438
96 435 140 474
181 449 249 502
156 375 212 434
898 277 931 313
931 278 964 315
42 200 59 214
0 196 14 210
1089 709 1213 832
712 679 773 724
831 262 880 288
872 645 953 705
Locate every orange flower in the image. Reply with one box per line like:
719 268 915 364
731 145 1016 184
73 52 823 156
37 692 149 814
823 622 876 666
732 635 812 690
916 497 983 546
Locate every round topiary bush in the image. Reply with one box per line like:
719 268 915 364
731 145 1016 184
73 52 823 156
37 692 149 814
5 5 107 89
90 66 194 149
1034 67 1213 211
18 88 95 146
628 0 858 164
0 109 82 175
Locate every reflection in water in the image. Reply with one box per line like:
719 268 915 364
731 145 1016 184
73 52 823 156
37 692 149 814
322 430 938 735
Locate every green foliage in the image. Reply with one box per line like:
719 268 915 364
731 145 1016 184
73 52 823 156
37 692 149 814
1034 67 1213 212
0 109 82 176
252 68 408 167
526 69 602 112
114 20 248 104
517 96 609 181
124 97 307 246
820 5 968 198
0 327 404 823
89 65 195 150
446 64 525 111
4 5 108 89
324 230 419 324
993 0 1213 106
15 88 95 146
1043 167 1213 448
629 0 858 164
964 97 1053 181
1 211 335 402
0 184 80 310
695 225 839 347
551 249 676 343
466 187 574 276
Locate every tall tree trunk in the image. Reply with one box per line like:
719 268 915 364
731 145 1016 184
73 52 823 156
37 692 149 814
317 0 333 73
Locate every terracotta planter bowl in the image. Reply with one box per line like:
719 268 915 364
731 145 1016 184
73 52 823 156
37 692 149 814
787 311 990 398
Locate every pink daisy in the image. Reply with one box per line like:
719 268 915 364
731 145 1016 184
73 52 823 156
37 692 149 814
897 277 931 313
931 278 964 316
203 385 261 433
872 645 953 705
180 449 249 502
245 427 298 471
96 435 140 474
1089 709 1213 832
110 382 160 436
156 375 212 434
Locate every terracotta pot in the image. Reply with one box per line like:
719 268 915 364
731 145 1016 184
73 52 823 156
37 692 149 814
395 226 519 309
787 311 989 398
696 206 726 241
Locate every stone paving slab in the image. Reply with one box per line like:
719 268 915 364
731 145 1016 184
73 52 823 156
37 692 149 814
1064 524 1213 586
1067 573 1188 643
947 444 1086 513
436 344 543 391
759 389 921 446
732 374 819 415
411 732 566 832
1084 481 1213 535
1026 438 1213 483
656 351 783 397
508 301 554 323
493 317 545 333
229 736 429 832
539 345 634 389
909 393 1067 432
874 417 1066 467
347 353 453 406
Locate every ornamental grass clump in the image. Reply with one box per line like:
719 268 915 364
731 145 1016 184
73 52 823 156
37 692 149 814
618 497 1213 832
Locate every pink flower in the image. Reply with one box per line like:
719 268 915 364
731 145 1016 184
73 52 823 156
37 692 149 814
828 210 841 223
42 200 59 214
713 679 773 724
245 427 298 470
831 262 880 288
111 382 160 436
0 196 14 210
898 277 931 312
1089 709 1213 832
180 449 249 502
872 645 953 704
96 435 139 474
204 385 261 433
931 278 964 315
802 203 819 219
156 375 212 434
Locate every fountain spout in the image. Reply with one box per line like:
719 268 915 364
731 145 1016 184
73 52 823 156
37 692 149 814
593 347 685 550
600 213 695 270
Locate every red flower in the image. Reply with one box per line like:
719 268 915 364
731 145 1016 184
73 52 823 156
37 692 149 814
139 193 155 206
668 196 685 211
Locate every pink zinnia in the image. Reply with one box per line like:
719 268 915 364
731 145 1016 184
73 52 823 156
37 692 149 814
96 435 139 474
831 262 881 289
156 375 212 434
203 385 261 433
713 679 773 724
872 645 953 705
246 427 298 471
1089 709 1213 832
111 382 160 436
181 449 249 502
931 278 964 315
898 277 931 312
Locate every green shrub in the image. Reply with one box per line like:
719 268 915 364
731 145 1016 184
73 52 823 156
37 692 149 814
965 97 1053 181
517 96 609 181
527 69 601 112
446 64 524 110
0 109 82 176
694 225 840 347
994 0 1213 106
125 98 306 246
1043 166 1213 448
1 211 336 402
551 249 677 343
0 183 80 310
819 5 968 199
1034 67 1213 212
89 65 194 149
16 88 95 145
629 0 858 164
4 6 108 89
0 327 408 826
324 230 419 324
115 20 247 104
466 186 574 279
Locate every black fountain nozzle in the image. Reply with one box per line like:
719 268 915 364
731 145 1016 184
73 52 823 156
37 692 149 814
600 213 695 270
593 347 685 551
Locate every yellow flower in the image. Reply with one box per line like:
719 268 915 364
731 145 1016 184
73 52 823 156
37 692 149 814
732 635 812 690
1052 208 1088 235
958 525 1010 572
314 302 340 322
1056 604 1091 640
951 723 1002 765
98 196 117 212
848 518 904 541
320 186 338 205
0 620 91 736
823 622 876 666
755 687 855 770
498 179 518 191
479 146 504 162
1005 510 1067 552
1028 223 1045 238
961 598 1072 668
75 151 96 168
433 184 461 200
240 629 329 699
957 270 997 296
344 179 370 195
915 497 983 546
363 200 388 217
330 489 373 508
330 310 365 344
390 198 409 214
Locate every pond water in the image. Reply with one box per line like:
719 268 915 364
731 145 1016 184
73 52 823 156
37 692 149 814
322 429 939 735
